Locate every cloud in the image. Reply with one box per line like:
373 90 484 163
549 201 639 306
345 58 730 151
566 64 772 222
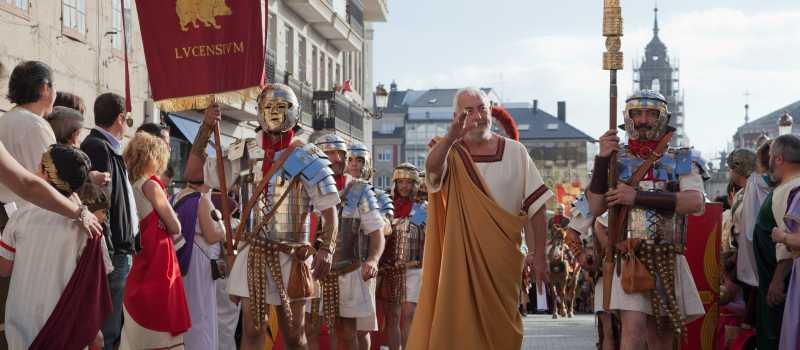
383 7 800 162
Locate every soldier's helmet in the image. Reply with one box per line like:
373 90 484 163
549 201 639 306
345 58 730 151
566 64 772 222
315 133 348 154
623 89 670 141
347 142 372 180
257 83 301 133
392 162 420 198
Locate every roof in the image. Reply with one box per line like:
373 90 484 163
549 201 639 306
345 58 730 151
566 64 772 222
408 88 493 108
737 99 800 134
384 90 409 114
504 107 595 141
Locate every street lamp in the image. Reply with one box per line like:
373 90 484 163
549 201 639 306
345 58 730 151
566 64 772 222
779 110 794 136
367 84 389 120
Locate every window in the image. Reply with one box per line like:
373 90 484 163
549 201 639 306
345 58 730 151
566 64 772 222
335 63 341 88
112 0 132 52
62 0 87 36
328 58 334 89
320 54 327 90
268 14 277 52
406 123 448 145
376 176 391 189
405 148 428 169
298 36 307 83
312 46 319 89
284 25 294 74
379 122 396 134
377 147 392 162
1 0 28 15
546 123 559 130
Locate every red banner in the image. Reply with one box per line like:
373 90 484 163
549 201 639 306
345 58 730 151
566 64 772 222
554 180 583 216
684 203 722 350
135 0 265 110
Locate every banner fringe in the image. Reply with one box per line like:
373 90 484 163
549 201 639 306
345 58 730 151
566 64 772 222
154 86 263 112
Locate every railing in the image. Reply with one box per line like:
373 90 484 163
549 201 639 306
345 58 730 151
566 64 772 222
310 90 365 141
346 0 365 37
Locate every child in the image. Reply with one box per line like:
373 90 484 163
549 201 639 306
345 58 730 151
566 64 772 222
0 144 112 349
120 132 190 349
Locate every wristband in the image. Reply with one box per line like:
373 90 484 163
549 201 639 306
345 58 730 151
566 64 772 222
634 191 677 212
589 156 611 194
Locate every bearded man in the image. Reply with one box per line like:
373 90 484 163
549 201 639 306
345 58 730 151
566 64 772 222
586 90 705 350
408 87 553 350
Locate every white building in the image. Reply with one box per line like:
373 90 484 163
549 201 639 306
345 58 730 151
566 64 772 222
0 0 388 183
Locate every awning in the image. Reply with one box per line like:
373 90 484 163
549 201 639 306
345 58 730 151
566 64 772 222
166 114 237 157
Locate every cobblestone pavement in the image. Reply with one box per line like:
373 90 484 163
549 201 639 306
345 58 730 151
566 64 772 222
522 313 597 349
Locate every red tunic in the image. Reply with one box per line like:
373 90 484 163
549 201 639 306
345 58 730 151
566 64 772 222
123 176 191 335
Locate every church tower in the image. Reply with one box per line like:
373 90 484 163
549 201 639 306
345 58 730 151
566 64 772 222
633 6 687 147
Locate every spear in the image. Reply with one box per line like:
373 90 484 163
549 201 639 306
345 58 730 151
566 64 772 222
602 0 623 311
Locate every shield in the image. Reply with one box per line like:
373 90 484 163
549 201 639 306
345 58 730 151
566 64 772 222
684 203 722 350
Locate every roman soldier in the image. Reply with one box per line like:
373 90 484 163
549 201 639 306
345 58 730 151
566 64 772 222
586 89 706 349
549 204 570 236
307 136 385 350
379 162 428 349
223 84 341 350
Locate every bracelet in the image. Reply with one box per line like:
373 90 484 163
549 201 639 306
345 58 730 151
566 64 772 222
73 205 90 224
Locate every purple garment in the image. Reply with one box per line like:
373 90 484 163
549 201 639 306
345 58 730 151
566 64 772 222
173 192 201 275
779 188 800 350
780 258 800 350
783 188 800 233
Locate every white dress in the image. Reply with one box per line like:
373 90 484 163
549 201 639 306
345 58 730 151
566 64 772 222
0 204 111 349
180 192 222 350
119 177 184 350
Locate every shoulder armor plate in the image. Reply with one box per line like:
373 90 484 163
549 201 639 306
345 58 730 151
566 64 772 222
279 144 336 187
410 202 428 226
375 189 395 217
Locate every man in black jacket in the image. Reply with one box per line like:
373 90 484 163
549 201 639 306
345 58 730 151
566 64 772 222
81 92 137 350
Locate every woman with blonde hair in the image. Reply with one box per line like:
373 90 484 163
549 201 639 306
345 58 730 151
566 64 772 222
120 132 191 349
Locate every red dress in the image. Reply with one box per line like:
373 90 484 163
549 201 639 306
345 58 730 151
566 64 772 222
123 176 191 335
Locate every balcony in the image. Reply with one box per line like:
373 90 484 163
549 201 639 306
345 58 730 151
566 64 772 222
285 0 334 23
313 12 350 42
312 90 365 141
363 0 388 22
330 30 362 52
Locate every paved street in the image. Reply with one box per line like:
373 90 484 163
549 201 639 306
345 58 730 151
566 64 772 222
522 313 597 350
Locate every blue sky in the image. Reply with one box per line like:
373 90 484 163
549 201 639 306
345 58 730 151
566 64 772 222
371 0 800 164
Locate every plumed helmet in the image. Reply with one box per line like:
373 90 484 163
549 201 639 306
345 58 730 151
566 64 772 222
392 162 420 198
315 133 348 154
623 89 670 141
257 83 301 133
727 149 757 178
347 142 372 180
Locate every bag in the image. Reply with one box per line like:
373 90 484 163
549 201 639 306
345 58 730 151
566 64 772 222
618 239 655 294
286 245 316 299
210 258 228 280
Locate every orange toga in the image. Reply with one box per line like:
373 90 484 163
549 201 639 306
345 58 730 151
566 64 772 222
407 142 531 350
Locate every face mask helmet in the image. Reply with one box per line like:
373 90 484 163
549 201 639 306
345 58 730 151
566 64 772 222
257 83 301 133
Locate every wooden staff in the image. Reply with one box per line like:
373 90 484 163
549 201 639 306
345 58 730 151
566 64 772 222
602 0 623 311
210 97 235 260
